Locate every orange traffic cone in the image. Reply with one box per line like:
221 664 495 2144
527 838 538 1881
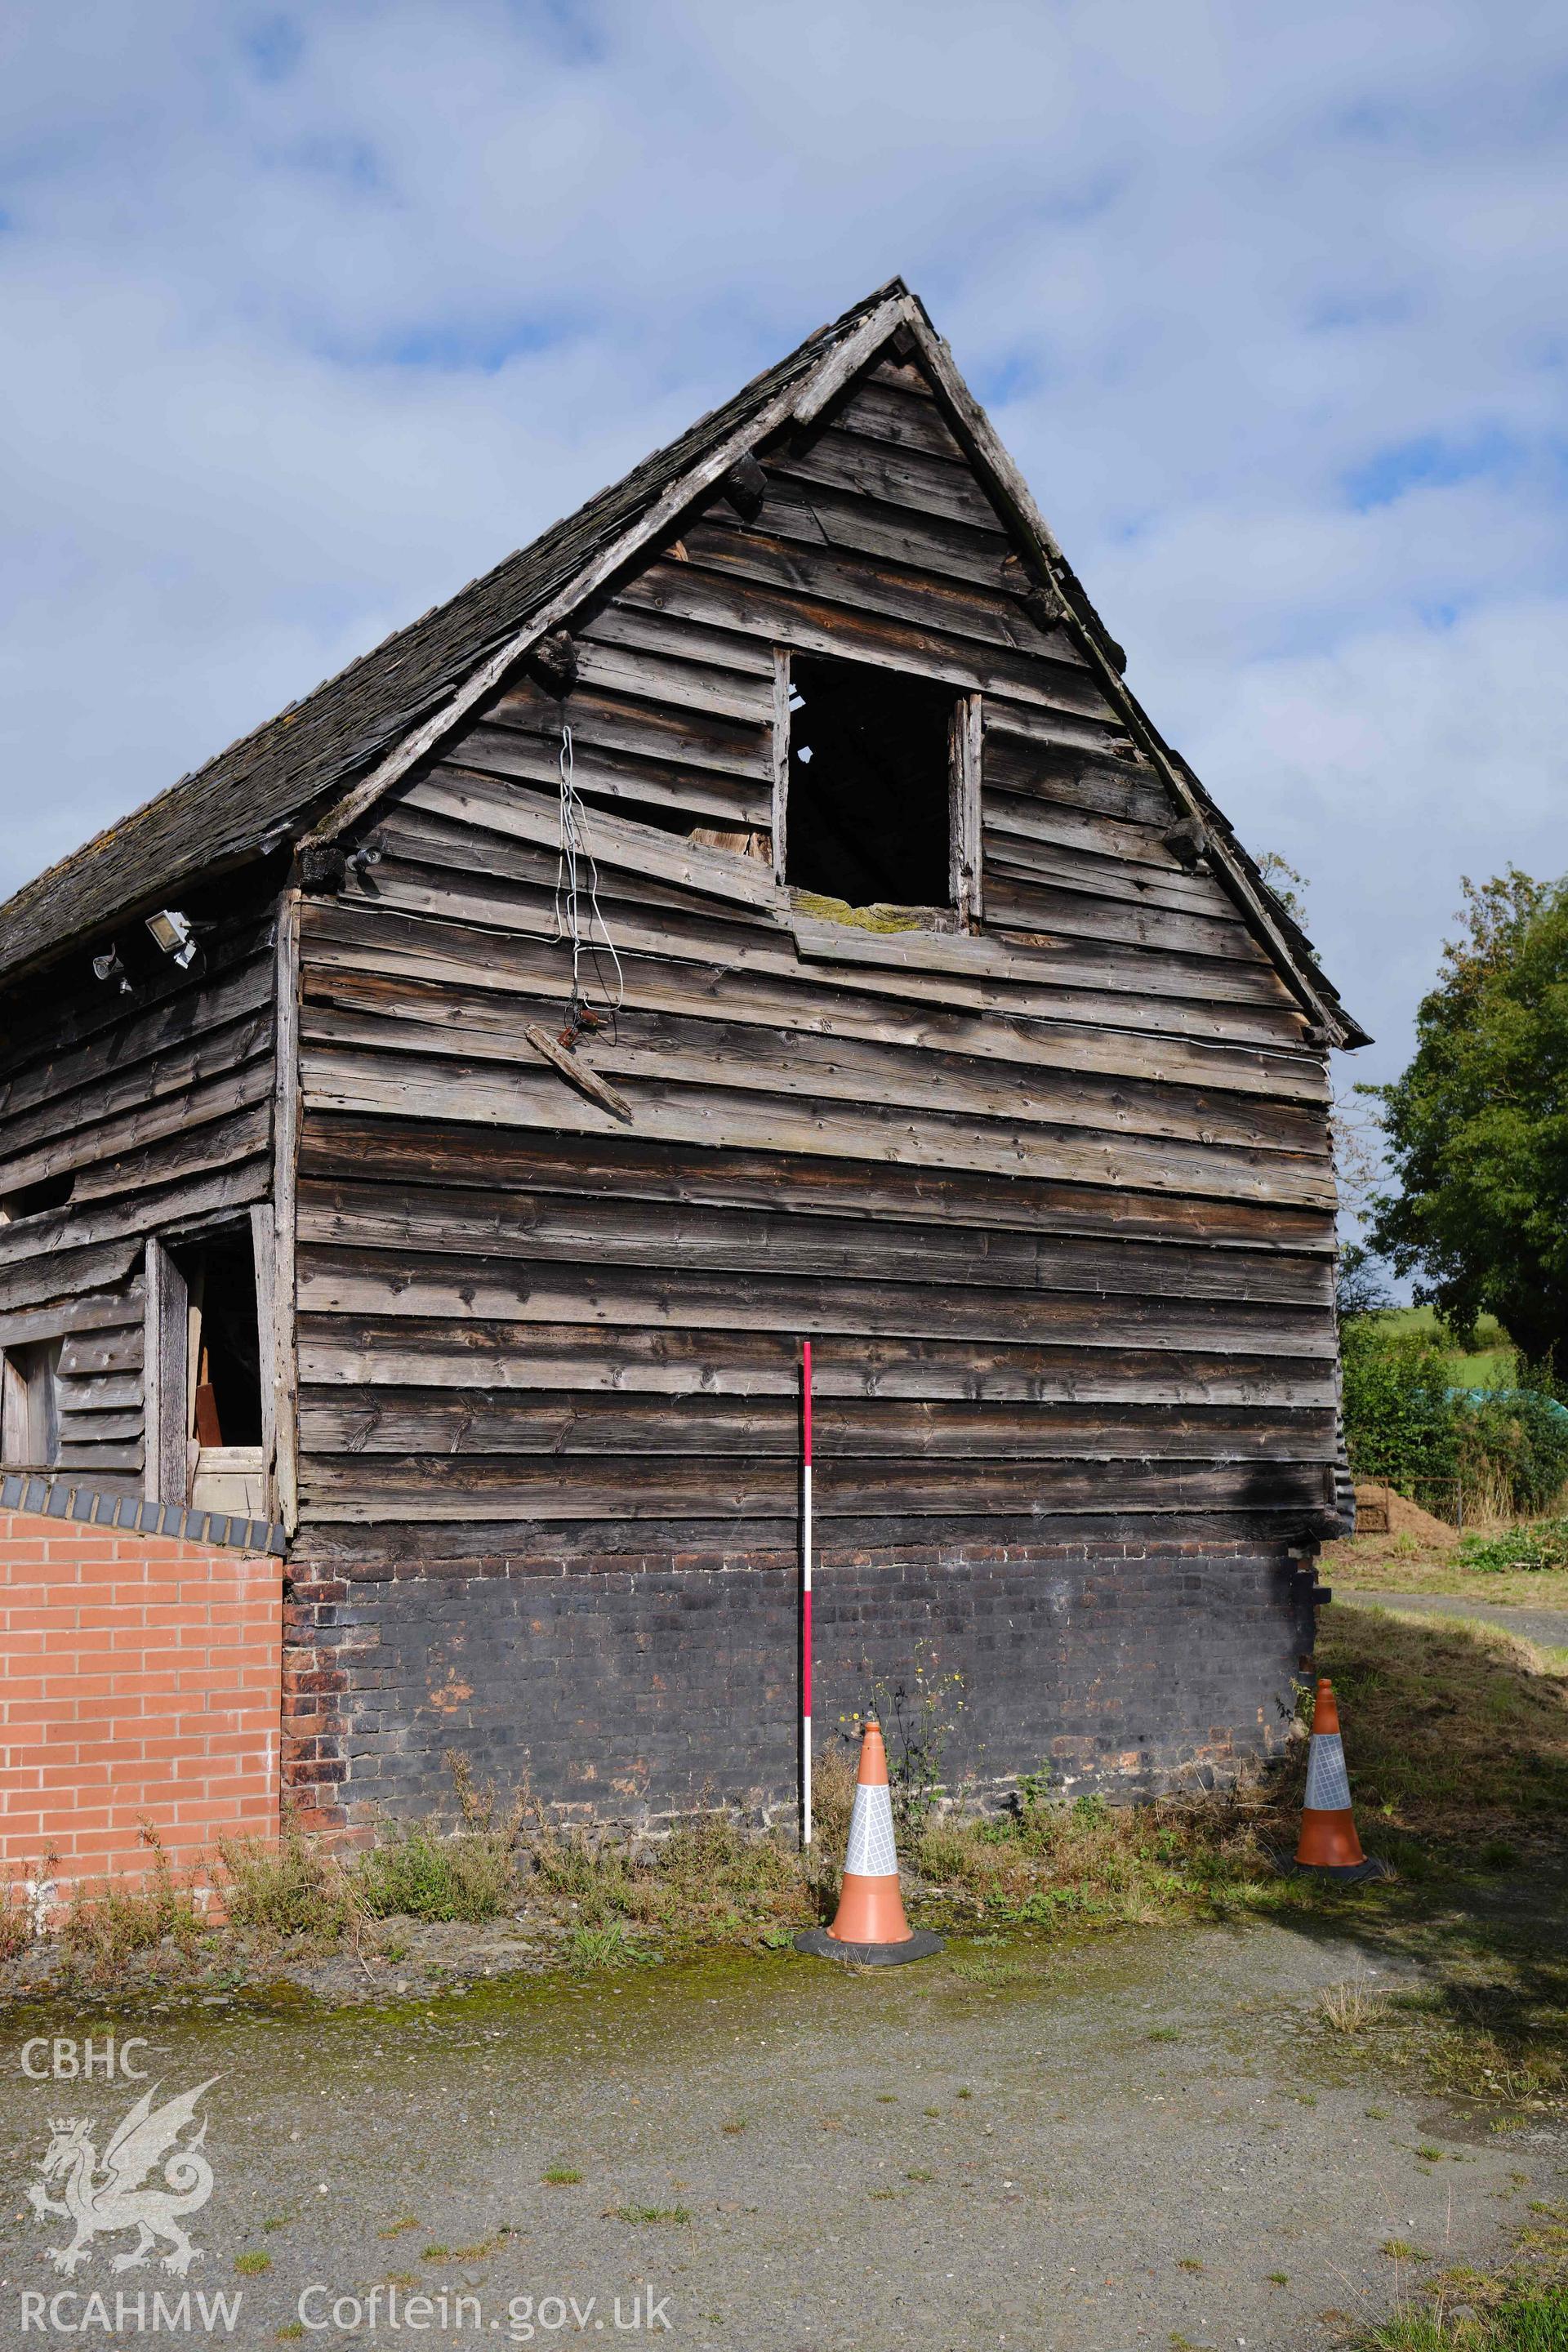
1294 1678 1391 1882
795 1720 943 1965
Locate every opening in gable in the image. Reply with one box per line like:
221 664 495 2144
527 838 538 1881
784 653 956 911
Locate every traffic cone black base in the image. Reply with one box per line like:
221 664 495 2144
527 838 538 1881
1288 1854 1394 1884
794 1925 945 1966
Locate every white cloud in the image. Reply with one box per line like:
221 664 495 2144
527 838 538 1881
1 0 1566 1116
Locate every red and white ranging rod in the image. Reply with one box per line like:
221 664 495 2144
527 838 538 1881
800 1339 813 1850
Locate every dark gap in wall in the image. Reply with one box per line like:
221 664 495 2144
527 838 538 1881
183 1228 263 1449
786 653 956 908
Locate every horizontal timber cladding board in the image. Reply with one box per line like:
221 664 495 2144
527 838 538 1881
982 832 1259 931
616 561 1134 734
569 635 777 726
400 767 784 914
301 900 1327 1101
301 1043 1334 1207
59 1404 142 1440
982 872 1265 965
56 1430 140 1468
0 906 277 1073
298 1319 1339 1407
0 1156 270 1273
0 1000 273 1168
353 823 1303 1033
298 1452 1332 1523
0 1280 142 1353
0 1235 140 1316
981 729 1176 828
289 1503 1332 1563
0 1058 273 1200
297 983 1331 1166
0 954 274 1133
733 474 1022 596
485 675 772 780
297 1116 1334 1254
59 1321 143 1378
436 727 771 831
760 418 1011 535
295 1242 1331 1354
577 600 777 679
294 1174 1331 1307
818 374 973 462
681 515 1080 669
300 1392 1334 1463
984 786 1196 874
782 917 1300 1021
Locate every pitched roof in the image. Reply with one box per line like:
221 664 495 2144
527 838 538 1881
0 278 1368 1045
0 281 902 987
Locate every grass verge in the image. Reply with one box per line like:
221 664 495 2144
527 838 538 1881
3 1607 1564 2123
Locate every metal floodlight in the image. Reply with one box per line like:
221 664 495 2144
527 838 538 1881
146 908 198 968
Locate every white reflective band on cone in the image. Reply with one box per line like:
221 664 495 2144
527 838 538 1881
1303 1731 1352 1813
843 1781 898 1878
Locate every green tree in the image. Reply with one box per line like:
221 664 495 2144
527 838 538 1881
1365 869 1568 1370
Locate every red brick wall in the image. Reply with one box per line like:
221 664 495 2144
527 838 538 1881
0 1508 280 1898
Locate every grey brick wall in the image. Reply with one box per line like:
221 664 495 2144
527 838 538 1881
282 1538 1319 1834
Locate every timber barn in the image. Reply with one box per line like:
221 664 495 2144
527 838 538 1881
0 281 1366 1842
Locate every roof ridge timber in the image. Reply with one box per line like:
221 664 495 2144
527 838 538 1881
0 277 1368 1047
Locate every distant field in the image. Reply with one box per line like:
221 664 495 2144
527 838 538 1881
1374 1303 1513 1386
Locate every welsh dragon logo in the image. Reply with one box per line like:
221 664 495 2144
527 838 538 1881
27 2078 218 2275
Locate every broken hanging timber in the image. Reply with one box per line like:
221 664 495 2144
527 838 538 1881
527 629 579 699
523 1024 633 1124
719 452 768 523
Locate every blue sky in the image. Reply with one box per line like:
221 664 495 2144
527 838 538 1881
1 0 1566 1165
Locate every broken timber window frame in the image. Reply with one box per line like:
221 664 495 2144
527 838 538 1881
769 644 982 929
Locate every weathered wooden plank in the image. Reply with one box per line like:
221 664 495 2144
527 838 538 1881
300 916 1328 1108
0 1156 270 1270
617 561 1135 733
430 725 770 831
403 768 786 915
297 1112 1334 1255
982 834 1258 924
298 1450 1331 1522
59 1321 144 1379
294 1174 1331 1305
0 908 275 1078
305 884 1312 1054
982 872 1269 965
0 955 273 1134
300 1040 1335 1207
828 375 973 463
982 714 1172 819
297 1315 1339 1407
0 1236 142 1318
771 422 1005 532
486 677 773 782
742 473 1019 597
0 1004 273 1165
0 1282 142 1353
683 517 1086 673
269 889 301 1535
142 1236 187 1505
577 599 777 679
299 1387 1335 1460
569 635 775 726
295 1242 1333 1354
65 1094 274 1209
299 973 1329 1160
56 1440 142 1476
985 786 1183 874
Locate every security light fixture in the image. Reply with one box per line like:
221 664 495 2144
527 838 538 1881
91 947 131 994
146 908 199 968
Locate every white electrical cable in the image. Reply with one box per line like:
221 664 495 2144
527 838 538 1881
552 721 624 1027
